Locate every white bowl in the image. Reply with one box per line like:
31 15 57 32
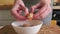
11 20 43 34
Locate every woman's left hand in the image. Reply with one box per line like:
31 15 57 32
30 0 52 20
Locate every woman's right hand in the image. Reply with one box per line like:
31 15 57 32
30 0 51 20
11 0 29 21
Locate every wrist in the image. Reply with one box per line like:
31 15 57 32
40 0 51 4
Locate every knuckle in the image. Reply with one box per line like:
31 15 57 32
11 9 15 12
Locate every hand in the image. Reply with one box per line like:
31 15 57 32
11 0 29 20
30 0 52 20
40 0 51 4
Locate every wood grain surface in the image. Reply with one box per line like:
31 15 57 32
0 0 14 10
0 25 60 34
0 5 13 10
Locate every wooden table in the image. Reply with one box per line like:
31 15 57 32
0 25 60 34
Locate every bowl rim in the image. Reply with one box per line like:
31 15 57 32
11 20 43 28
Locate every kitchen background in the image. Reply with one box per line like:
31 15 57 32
0 0 15 26
0 0 60 26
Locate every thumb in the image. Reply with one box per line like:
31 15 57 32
19 4 29 16
30 5 39 13
24 7 29 15
30 7 35 13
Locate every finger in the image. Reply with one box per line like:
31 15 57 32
12 0 21 11
30 5 39 13
11 1 26 20
19 4 25 10
35 4 48 16
12 10 26 20
31 6 35 13
32 4 48 19
24 7 29 15
30 3 44 14
11 2 20 17
40 5 52 18
14 4 27 20
32 14 40 20
11 7 26 20
18 0 25 7
18 10 22 15
19 4 29 15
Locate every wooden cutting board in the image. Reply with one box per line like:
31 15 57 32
0 25 60 34
0 0 14 10
0 0 14 5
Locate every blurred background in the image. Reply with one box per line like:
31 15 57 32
0 0 15 26
0 0 60 26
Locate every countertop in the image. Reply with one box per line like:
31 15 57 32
0 5 13 10
0 25 60 34
53 6 60 9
